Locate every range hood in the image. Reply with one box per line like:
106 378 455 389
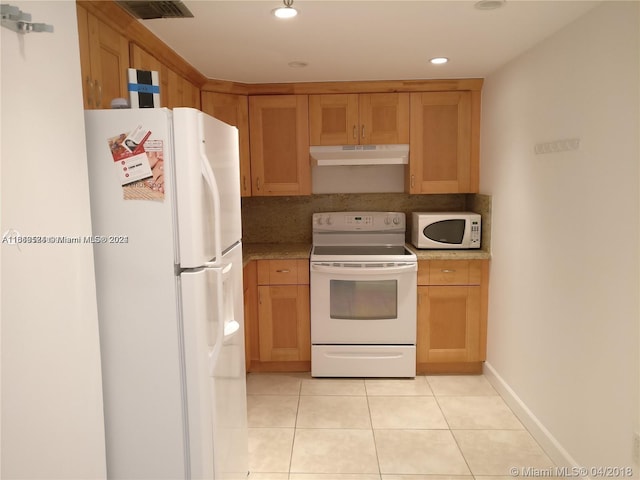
310 144 409 166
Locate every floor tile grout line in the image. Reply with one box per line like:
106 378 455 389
287 378 304 475
434 392 476 477
364 381 383 479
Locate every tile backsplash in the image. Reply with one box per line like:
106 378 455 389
242 193 491 249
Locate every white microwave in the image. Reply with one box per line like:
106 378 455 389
411 212 481 249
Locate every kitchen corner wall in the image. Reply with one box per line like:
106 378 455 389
1 2 106 478
480 1 639 468
241 193 491 246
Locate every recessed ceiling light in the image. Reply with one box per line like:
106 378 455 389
288 61 308 68
272 0 297 18
474 0 505 10
430 57 449 65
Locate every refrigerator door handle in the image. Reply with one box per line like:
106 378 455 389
207 262 230 376
199 120 223 267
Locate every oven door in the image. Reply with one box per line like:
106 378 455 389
310 262 417 344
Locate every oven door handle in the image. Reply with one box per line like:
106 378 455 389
310 263 417 275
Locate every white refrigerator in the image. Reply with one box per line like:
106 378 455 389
84 107 248 480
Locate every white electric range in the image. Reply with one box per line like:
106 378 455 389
310 211 417 377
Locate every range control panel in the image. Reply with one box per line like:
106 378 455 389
313 212 405 232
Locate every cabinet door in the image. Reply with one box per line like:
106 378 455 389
309 94 359 145
258 285 311 362
243 261 259 371
249 95 310 196
76 5 93 109
409 91 475 193
417 285 481 363
85 11 130 109
201 92 251 197
167 69 200 109
359 93 410 144
309 93 409 146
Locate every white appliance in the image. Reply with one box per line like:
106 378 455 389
310 144 409 165
310 212 417 377
411 211 481 249
84 107 248 480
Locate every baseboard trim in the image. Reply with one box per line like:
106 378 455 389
483 362 581 469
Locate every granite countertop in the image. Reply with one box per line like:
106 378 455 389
406 244 492 260
242 242 490 263
243 243 312 264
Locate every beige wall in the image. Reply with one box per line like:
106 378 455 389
1 2 107 477
481 1 639 467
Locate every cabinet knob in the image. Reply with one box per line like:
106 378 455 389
276 269 290 273
361 125 365 139
353 125 357 140
95 80 103 108
441 269 456 273
86 77 94 108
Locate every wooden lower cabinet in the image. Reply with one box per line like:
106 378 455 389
244 259 311 372
258 285 310 363
243 261 258 372
416 259 489 374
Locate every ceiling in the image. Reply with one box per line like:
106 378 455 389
139 0 601 84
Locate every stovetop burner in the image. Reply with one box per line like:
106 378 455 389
311 212 417 263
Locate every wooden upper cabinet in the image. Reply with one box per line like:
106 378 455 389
201 92 251 197
166 69 201 110
249 95 310 196
77 4 129 109
408 91 479 194
309 93 409 145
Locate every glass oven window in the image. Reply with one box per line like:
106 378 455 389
424 219 465 244
329 279 397 320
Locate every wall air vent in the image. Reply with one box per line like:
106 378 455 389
117 1 194 19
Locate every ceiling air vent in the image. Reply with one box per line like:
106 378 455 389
117 1 194 19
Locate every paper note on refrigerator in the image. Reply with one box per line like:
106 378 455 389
108 125 153 186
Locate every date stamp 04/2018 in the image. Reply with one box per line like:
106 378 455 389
510 466 635 478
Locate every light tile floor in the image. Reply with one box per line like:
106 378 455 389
246 373 556 480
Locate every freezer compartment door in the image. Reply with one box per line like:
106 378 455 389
181 243 248 479
174 108 242 268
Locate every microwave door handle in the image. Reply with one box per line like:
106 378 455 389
310 263 416 275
